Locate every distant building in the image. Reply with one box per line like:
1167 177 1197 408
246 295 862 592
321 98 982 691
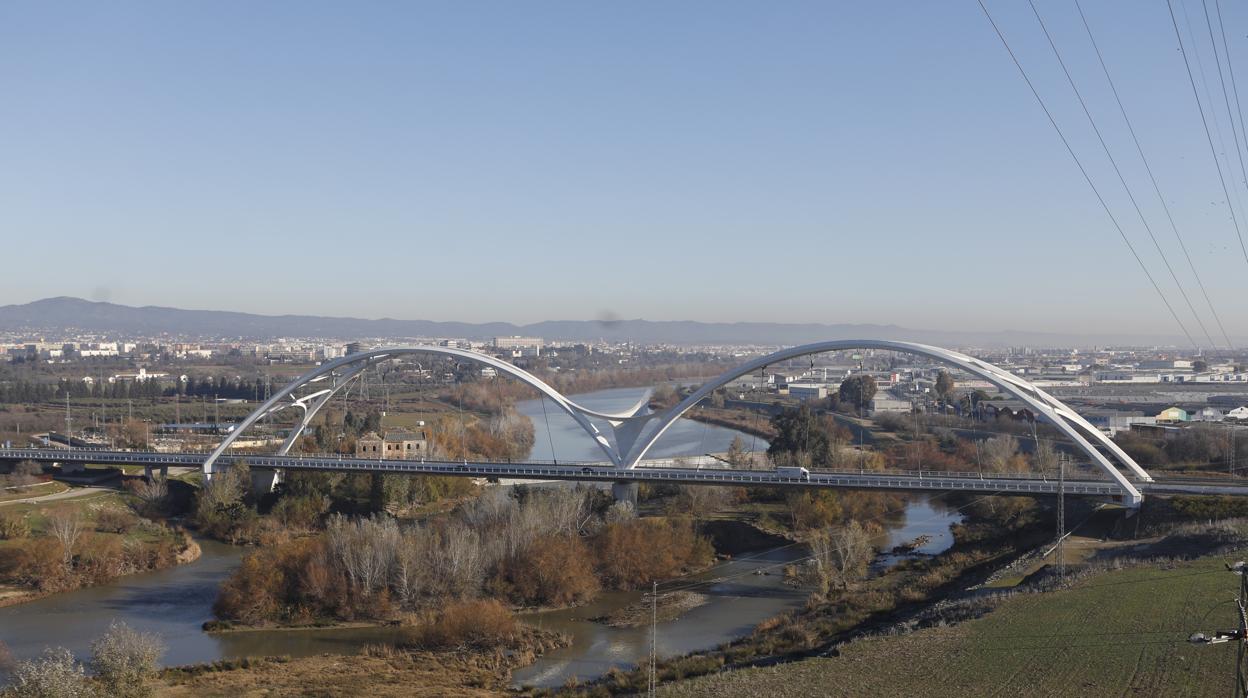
787 383 827 401
494 336 543 356
345 342 363 356
1083 409 1156 435
1156 406 1189 423
1193 407 1225 422
356 430 427 459
1227 406 1248 420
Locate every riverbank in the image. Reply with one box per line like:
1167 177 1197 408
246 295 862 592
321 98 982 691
549 498 1049 695
0 533 200 610
591 591 708 628
675 406 776 443
152 625 570 697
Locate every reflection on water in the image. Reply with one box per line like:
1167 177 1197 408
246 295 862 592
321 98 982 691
517 386 768 462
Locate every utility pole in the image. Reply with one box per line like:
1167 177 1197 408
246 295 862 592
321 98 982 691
1189 561 1248 696
649 581 658 698
64 390 71 446
1056 453 1066 583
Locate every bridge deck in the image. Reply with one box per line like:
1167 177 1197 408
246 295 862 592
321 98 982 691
1 447 1241 500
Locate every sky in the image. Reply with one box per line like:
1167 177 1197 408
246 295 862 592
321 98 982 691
3 1 1248 342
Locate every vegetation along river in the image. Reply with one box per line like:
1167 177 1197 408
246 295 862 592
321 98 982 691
0 387 961 683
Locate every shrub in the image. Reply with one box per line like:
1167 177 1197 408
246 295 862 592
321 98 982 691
0 511 30 540
4 539 69 591
270 493 330 530
595 517 714 589
94 508 137 534
7 647 94 698
89 621 164 698
492 534 598 607
402 599 517 649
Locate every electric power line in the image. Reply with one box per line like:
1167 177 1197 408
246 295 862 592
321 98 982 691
1201 0 1248 199
1167 0 1248 267
976 0 1201 350
1028 0 1215 349
1214 0 1248 197
1072 0 1234 349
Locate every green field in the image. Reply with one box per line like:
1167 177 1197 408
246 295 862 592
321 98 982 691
661 554 1243 697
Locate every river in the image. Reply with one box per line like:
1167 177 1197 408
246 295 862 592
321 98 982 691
0 386 963 686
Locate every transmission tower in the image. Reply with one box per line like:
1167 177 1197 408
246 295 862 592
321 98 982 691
1188 561 1248 696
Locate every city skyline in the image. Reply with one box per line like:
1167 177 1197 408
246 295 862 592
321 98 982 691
4 1 1248 339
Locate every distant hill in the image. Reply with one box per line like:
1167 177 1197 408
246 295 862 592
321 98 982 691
0 297 1195 348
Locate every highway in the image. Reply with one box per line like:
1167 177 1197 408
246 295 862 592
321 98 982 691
4 447 1243 501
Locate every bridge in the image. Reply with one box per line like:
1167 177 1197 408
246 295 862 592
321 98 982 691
0 447 1242 502
3 339 1225 508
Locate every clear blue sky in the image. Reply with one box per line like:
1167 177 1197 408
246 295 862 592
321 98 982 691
3 1 1248 340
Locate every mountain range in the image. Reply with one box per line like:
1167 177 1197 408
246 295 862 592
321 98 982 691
0 297 1195 348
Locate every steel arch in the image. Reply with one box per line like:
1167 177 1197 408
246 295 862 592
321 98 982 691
619 340 1149 506
202 341 1151 506
201 345 648 478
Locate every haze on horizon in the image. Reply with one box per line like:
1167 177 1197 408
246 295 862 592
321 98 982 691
4 1 1248 341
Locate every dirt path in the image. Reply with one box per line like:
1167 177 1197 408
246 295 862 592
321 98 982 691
0 483 120 507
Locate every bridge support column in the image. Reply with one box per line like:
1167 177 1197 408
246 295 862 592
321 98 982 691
143 465 169 481
611 481 638 510
250 468 281 497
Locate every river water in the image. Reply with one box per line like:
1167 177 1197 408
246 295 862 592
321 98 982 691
515 385 767 462
0 386 963 685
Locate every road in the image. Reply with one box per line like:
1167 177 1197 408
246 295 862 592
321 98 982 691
0 466 196 508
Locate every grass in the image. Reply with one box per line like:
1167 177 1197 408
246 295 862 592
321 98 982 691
0 480 68 503
659 553 1241 697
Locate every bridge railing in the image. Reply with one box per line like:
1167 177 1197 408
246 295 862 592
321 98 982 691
0 446 1128 483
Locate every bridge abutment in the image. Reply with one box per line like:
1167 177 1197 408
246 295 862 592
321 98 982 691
250 468 282 497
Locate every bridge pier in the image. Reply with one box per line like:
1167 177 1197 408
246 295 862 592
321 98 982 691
250 468 282 497
611 481 638 510
142 465 168 481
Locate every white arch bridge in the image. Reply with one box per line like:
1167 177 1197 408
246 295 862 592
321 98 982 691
179 340 1157 507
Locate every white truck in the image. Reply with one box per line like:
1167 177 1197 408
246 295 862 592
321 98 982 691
775 466 810 481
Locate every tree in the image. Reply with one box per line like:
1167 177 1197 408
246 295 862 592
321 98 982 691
806 520 874 595
7 647 93 698
46 507 85 568
981 435 1020 473
1193 359 1209 373
90 621 164 698
837 375 877 412
725 435 749 468
934 370 955 402
768 405 832 465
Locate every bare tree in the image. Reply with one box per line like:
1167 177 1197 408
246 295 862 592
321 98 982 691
807 520 874 596
325 515 400 596
725 436 749 468
46 507 85 567
981 435 1019 473
129 477 168 515
1032 439 1059 475
8 647 93 698
677 485 732 518
90 621 164 698
438 521 485 598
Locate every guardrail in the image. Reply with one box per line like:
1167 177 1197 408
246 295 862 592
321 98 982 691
0 447 1121 483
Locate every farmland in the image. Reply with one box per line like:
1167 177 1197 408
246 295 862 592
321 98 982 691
661 553 1242 697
